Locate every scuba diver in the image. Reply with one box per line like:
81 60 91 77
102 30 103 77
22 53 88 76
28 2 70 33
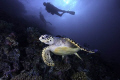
43 2 75 17
39 12 52 26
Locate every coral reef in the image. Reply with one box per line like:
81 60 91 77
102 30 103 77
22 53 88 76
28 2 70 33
54 61 71 71
10 71 42 80
71 72 88 80
0 20 120 80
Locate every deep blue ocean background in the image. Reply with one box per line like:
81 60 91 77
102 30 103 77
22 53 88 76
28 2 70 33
0 0 120 80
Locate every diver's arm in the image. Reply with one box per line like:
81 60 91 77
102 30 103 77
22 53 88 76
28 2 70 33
46 22 52 25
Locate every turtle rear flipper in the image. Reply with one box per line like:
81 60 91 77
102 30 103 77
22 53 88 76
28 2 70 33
74 53 83 61
42 47 55 66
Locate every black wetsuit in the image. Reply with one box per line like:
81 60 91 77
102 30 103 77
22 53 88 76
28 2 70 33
44 2 75 16
45 3 59 15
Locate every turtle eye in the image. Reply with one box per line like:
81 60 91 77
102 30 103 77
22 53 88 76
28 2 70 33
46 35 48 38
42 37 44 39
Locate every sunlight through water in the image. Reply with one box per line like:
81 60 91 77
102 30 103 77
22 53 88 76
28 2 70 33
52 0 77 10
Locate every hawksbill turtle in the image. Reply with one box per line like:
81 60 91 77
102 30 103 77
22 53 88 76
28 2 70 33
39 34 97 66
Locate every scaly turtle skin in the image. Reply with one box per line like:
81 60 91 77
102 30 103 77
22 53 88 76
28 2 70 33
39 34 96 66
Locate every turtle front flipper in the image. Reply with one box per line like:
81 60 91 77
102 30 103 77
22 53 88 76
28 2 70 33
42 47 55 66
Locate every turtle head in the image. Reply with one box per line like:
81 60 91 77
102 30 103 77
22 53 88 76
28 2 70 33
39 34 54 45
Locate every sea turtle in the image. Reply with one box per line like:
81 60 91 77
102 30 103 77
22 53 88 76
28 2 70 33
39 34 97 66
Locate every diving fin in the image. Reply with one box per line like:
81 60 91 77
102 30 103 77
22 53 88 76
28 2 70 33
66 11 75 15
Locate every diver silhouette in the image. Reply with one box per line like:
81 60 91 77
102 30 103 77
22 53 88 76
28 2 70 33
39 12 52 26
43 2 75 16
